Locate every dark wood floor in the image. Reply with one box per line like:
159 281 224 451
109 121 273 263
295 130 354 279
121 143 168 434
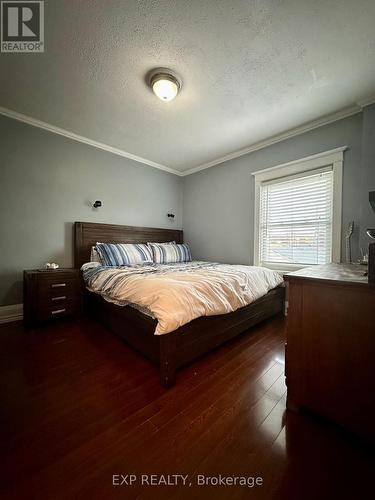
0 316 373 500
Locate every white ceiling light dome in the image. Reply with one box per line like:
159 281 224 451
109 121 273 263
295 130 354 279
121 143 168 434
149 68 182 102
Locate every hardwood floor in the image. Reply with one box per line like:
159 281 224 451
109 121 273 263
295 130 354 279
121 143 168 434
0 316 373 499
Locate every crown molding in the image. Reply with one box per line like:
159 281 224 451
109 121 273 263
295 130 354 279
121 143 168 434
181 105 361 176
357 95 375 108
0 106 182 176
1 94 374 179
251 145 347 178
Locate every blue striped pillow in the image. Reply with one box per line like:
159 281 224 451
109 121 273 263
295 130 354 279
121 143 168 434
148 242 192 264
96 243 153 266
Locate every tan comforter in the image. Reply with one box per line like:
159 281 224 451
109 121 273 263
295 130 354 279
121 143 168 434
82 261 283 335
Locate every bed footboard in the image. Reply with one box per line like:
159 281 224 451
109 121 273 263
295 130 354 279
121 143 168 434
85 286 285 388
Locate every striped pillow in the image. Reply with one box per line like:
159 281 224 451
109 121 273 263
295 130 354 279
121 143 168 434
96 243 153 266
149 242 192 264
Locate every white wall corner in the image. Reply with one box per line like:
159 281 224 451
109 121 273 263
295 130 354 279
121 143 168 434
0 304 23 324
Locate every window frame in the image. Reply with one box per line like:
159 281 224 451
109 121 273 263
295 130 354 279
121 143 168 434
252 147 346 272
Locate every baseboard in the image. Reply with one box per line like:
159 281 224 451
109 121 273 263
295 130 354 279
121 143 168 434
0 303 23 324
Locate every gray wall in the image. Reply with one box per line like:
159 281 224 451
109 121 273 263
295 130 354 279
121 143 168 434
360 104 375 251
1 106 374 307
183 112 367 265
0 114 183 306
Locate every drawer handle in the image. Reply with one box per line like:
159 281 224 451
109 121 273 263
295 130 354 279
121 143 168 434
51 296 66 301
51 308 66 315
51 283 66 288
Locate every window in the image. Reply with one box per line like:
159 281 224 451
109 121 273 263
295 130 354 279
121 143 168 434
253 147 345 271
260 168 333 267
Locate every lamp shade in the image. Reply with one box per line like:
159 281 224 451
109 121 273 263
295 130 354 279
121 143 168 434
149 69 181 102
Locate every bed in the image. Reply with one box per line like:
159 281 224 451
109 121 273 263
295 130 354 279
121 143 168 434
74 221 285 387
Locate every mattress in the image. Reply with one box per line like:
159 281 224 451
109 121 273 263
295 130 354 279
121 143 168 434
81 261 283 335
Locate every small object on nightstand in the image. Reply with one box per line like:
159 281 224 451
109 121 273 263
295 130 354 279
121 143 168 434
45 262 59 270
24 268 82 328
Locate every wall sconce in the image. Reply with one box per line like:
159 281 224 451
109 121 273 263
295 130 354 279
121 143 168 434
167 213 175 219
93 200 102 209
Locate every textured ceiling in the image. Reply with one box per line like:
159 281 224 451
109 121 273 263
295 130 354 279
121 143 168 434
1 0 375 173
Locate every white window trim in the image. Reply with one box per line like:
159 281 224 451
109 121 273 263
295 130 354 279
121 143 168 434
252 146 346 272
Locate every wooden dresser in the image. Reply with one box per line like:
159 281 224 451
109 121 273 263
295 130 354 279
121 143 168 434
24 269 82 328
284 263 375 443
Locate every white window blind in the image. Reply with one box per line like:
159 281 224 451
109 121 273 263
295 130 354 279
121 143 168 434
259 168 334 267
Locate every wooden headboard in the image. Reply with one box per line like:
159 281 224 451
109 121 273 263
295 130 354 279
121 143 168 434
74 222 183 268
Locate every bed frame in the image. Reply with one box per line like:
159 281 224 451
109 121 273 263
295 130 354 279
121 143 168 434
74 221 285 387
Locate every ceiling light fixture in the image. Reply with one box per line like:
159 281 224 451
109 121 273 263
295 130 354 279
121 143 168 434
148 68 181 102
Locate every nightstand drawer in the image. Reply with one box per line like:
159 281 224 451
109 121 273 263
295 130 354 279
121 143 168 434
38 278 78 294
38 292 76 307
36 300 80 322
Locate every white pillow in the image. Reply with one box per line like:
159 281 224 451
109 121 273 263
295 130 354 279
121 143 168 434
90 246 102 263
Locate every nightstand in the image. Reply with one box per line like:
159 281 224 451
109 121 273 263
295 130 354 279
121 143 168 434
24 269 83 328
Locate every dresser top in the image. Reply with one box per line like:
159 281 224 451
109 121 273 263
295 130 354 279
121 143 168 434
284 263 369 286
